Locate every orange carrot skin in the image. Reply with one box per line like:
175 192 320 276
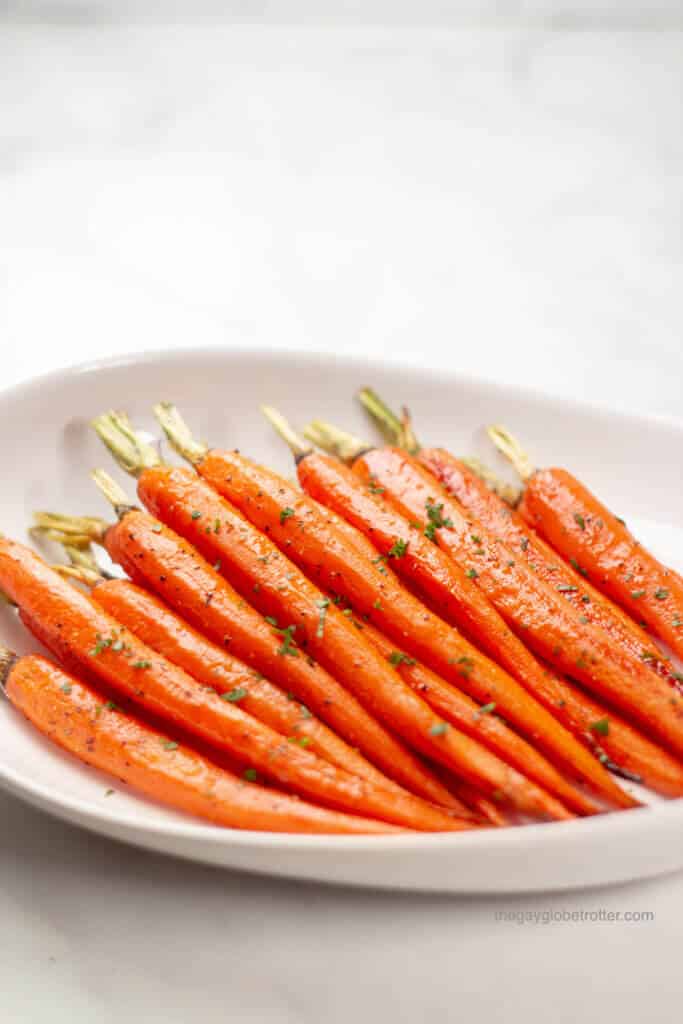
354 618 590 817
101 511 457 809
4 654 402 834
0 538 464 831
91 577 378 783
132 468 569 821
291 451 645 806
312 504 679 796
520 467 683 663
351 447 683 760
194 448 620 815
419 448 680 690
316 494 679 797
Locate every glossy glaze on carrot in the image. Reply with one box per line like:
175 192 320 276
0 537 464 830
519 467 683 663
419 448 681 691
346 446 683 760
98 509 458 808
91 577 394 786
128 465 571 820
191 447 639 813
1 651 402 834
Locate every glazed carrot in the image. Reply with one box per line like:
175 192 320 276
52 564 393 785
0 647 401 834
261 492 681 797
90 419 568 822
350 617 601 814
303 415 683 762
488 425 683 664
417 446 681 690
0 536 464 831
150 406 634 814
63 473 460 810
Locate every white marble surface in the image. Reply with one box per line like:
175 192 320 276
1 7 682 1021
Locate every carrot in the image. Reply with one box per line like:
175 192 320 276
488 425 683 666
304 412 683 764
91 418 568 822
0 536 465 831
149 406 632 814
417 446 682 691
0 646 402 834
67 471 461 810
285 421 647 807
52 563 396 786
350 616 603 814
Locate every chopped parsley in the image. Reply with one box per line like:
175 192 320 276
573 513 586 530
243 768 258 782
466 568 478 579
556 583 578 593
424 499 453 541
274 623 298 657
630 590 646 600
279 507 295 524
132 660 151 670
190 510 202 520
89 635 113 657
60 683 72 694
429 722 449 737
478 702 496 715
654 588 669 600
520 537 529 552
151 523 163 534
367 476 385 494
590 718 610 736
287 735 310 747
388 651 416 667
220 687 248 703
162 740 179 751
387 538 408 559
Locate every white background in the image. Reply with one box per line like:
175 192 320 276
1 3 682 1021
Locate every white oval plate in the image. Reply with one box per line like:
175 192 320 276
1 348 682 893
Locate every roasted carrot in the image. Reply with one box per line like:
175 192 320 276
274 489 682 797
57 471 460 810
0 536 465 831
148 405 635 814
91 417 569 822
416 446 682 691
488 425 683 665
347 616 604 813
0 646 402 834
48 558 397 788
302 413 683 764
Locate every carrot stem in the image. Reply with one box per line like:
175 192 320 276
91 411 163 477
487 425 535 481
153 402 209 465
32 512 108 543
304 420 369 464
90 469 136 517
357 387 417 449
260 406 312 461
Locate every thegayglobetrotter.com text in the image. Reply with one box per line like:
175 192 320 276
493 908 655 925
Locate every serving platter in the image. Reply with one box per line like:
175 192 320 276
1 347 682 893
